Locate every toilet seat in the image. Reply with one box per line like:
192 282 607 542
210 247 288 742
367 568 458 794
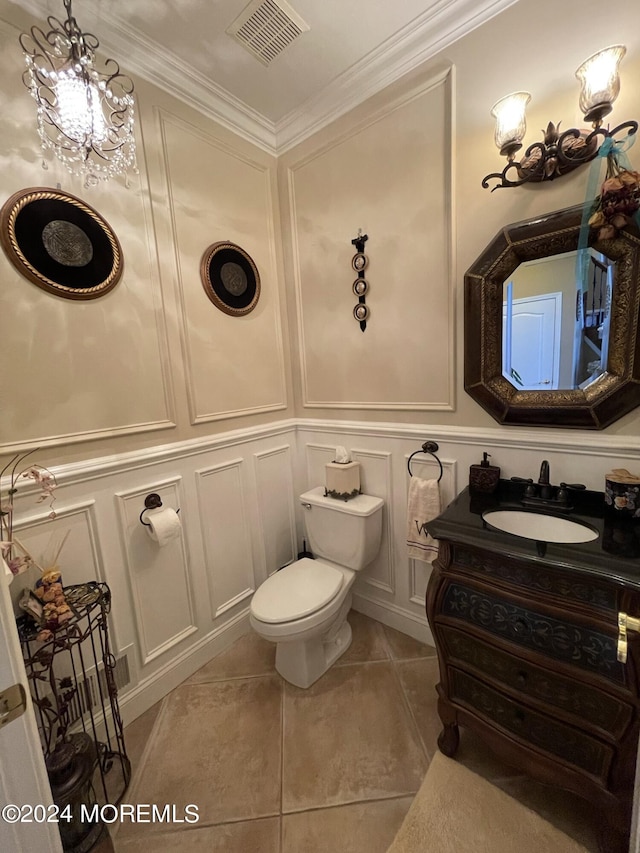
251 558 344 624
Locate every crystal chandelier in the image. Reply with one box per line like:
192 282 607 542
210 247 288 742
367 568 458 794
20 0 137 187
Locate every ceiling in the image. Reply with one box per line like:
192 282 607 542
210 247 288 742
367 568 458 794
10 0 520 153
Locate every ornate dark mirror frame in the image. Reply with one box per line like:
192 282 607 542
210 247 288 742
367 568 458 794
465 204 640 429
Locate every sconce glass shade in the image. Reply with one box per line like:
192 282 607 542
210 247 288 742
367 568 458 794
491 92 531 158
575 45 626 125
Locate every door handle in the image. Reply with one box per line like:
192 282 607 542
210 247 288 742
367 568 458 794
617 612 640 663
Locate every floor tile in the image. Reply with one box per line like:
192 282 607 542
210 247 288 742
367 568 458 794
282 661 428 812
119 676 282 836
382 624 436 660
115 817 280 852
123 700 164 779
282 797 414 853
186 631 276 683
337 611 389 665
107 617 601 853
395 657 442 759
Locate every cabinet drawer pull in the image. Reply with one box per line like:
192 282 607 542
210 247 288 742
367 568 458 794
516 670 528 685
514 708 526 724
513 618 529 635
618 612 640 663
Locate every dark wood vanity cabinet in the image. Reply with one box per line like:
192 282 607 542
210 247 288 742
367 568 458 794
426 538 640 853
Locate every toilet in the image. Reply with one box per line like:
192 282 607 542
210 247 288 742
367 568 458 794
250 486 384 688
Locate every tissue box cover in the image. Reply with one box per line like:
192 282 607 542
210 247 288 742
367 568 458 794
325 461 361 501
605 472 640 519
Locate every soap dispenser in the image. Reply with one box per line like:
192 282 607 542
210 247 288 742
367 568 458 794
469 452 500 494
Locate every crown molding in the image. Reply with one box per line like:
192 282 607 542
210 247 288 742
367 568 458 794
273 0 519 152
94 10 278 155
8 0 518 156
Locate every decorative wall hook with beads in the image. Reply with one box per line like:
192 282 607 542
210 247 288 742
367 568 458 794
351 229 369 332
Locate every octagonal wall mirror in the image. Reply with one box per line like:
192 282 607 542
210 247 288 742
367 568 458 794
465 205 640 428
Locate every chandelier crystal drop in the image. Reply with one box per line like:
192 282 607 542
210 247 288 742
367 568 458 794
20 0 137 187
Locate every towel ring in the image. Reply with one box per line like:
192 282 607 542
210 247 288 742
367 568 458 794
407 441 443 482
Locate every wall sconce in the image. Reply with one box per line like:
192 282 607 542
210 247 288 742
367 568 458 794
19 0 137 187
483 45 637 191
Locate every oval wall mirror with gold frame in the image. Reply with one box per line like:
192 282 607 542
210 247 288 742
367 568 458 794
464 204 640 429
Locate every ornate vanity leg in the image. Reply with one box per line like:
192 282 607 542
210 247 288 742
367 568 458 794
436 693 460 757
438 723 460 757
595 804 631 853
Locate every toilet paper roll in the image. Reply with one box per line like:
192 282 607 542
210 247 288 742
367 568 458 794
144 507 181 547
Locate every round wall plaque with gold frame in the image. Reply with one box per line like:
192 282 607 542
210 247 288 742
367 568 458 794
200 241 260 316
0 187 123 300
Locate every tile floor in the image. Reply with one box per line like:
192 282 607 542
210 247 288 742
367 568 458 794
104 612 599 852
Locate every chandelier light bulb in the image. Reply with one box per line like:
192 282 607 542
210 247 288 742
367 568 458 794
55 73 107 144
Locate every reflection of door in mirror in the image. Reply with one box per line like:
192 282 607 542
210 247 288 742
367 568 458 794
502 286 561 389
501 250 615 391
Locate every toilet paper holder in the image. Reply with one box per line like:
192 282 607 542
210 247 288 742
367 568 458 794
139 493 180 527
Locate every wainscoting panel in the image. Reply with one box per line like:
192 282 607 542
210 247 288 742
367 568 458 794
351 448 394 595
115 478 196 666
195 459 255 618
254 445 296 575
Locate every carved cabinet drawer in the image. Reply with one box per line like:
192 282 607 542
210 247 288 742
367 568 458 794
440 581 625 687
449 668 614 782
440 625 633 739
452 544 618 613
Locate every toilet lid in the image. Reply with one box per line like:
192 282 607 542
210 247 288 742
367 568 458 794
251 558 344 624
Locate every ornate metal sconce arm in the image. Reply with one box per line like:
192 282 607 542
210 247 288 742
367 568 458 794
482 121 638 191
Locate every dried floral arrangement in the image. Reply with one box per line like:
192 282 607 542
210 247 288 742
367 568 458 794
0 450 72 640
588 153 640 240
0 449 57 575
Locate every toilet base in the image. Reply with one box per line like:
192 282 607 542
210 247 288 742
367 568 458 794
274 599 353 688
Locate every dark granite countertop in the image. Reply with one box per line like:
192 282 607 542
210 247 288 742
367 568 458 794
426 480 640 591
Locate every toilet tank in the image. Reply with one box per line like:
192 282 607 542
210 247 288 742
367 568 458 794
299 487 383 570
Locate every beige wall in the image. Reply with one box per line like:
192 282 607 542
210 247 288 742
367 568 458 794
3 0 640 476
280 0 640 435
280 67 454 413
0 7 292 469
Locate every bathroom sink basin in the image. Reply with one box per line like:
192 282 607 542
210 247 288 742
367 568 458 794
482 509 598 544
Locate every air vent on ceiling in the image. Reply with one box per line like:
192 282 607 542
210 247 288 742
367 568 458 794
227 0 310 66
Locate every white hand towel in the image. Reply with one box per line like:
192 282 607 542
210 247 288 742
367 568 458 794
406 477 441 563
